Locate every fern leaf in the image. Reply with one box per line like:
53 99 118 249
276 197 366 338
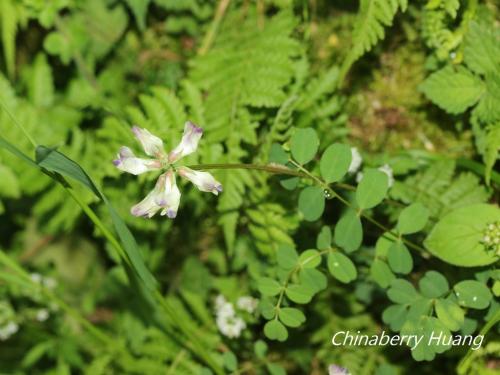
391 160 490 218
339 0 407 83
124 0 151 31
189 8 298 248
247 203 298 256
27 54 54 108
1 0 17 79
180 80 206 126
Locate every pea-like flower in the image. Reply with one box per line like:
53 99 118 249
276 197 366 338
114 122 222 219
329 364 351 375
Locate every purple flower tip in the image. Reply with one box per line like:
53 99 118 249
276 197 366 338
188 121 203 134
216 184 223 192
166 209 177 218
131 207 142 217
113 159 120 166
131 126 141 135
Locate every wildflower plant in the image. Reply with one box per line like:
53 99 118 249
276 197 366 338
0 1 499 375
113 122 222 218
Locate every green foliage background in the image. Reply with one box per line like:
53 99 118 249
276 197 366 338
0 0 499 374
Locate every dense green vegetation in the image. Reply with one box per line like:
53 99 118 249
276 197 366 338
0 0 499 374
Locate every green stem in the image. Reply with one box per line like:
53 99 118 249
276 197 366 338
287 160 429 255
64 187 129 264
0 97 37 148
274 249 330 318
189 163 304 176
457 309 500 374
191 161 429 254
198 0 231 56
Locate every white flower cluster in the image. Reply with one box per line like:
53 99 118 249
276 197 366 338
482 221 500 256
348 147 394 188
36 309 50 322
30 273 57 289
0 301 18 341
348 147 362 174
0 321 19 341
214 295 258 339
237 296 259 313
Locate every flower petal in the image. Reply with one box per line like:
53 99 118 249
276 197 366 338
130 188 162 218
130 171 181 219
168 121 203 163
178 166 222 195
156 171 181 219
378 163 394 188
113 147 161 175
348 147 362 174
329 365 351 375
132 126 164 157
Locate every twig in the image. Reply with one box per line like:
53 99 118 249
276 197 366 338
198 0 231 56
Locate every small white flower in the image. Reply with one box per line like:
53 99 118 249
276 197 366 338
348 147 362 174
30 273 42 284
236 296 258 313
131 170 181 218
378 163 394 188
178 167 223 195
114 121 222 219
215 294 228 310
168 121 204 163
5 322 18 335
113 146 161 175
329 364 351 375
213 295 247 339
216 315 246 339
217 303 236 320
43 277 57 290
36 309 49 322
355 172 363 183
0 322 19 341
131 126 165 157
214 295 236 319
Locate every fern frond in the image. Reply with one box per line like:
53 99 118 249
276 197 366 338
189 8 298 249
390 160 490 218
27 54 54 108
190 9 298 138
339 0 408 84
247 202 298 256
259 95 298 162
0 0 17 79
180 80 206 126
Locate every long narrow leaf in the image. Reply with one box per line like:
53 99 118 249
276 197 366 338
0 138 158 292
35 145 158 291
